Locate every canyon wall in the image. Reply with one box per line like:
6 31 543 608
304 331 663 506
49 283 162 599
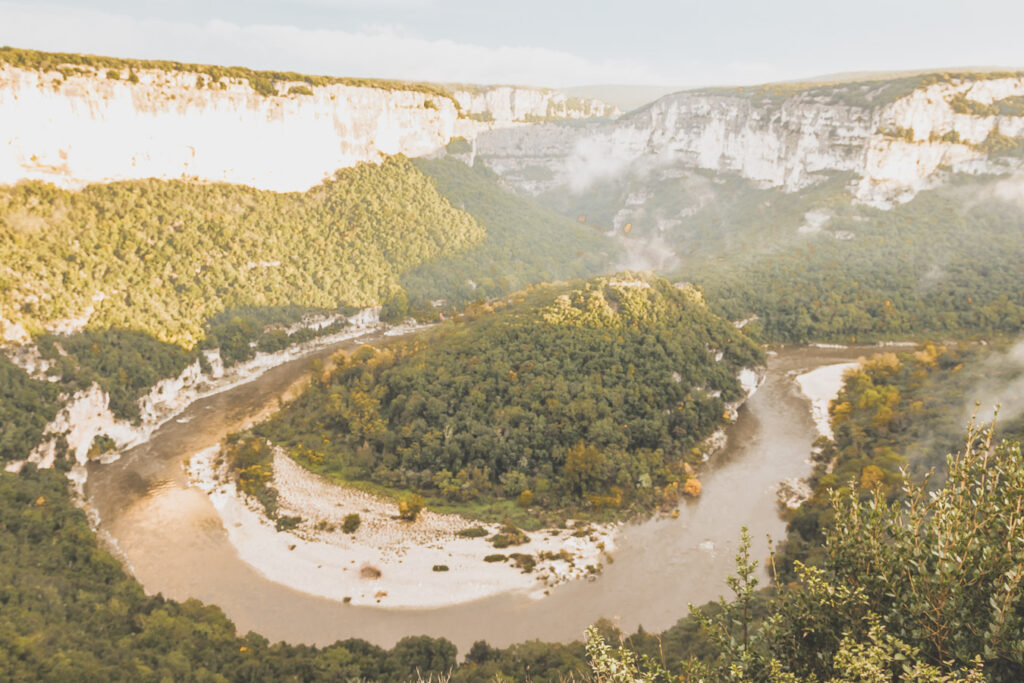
0 64 616 192
474 74 1024 206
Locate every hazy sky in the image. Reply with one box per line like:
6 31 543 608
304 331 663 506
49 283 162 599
1 1 1023 88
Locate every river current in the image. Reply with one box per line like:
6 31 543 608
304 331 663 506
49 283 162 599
85 334 876 651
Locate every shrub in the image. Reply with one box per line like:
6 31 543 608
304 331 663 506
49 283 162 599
432 564 449 572
275 515 302 531
484 554 507 562
490 523 529 548
398 493 425 521
683 478 702 497
457 526 488 538
342 513 361 533
87 434 117 459
509 553 536 572
288 85 313 96
105 69 119 80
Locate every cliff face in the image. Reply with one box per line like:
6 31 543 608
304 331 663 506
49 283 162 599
451 86 619 123
4 308 382 473
0 65 615 192
474 75 1024 206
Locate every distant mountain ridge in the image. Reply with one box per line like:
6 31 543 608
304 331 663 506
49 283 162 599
475 70 1024 207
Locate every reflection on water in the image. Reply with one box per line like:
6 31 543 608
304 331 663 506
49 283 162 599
86 340 874 651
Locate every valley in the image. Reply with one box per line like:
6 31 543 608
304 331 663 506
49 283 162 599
81 318 874 650
3 40 1024 680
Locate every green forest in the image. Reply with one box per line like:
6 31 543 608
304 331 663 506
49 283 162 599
0 155 481 347
402 157 613 314
0 355 60 464
0 152 618 426
689 177 1024 343
545 168 1024 343
247 274 762 523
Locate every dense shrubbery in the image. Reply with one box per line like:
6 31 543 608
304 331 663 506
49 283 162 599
0 355 60 464
0 466 463 681
778 343 1024 574
677 427 1024 681
252 274 762 521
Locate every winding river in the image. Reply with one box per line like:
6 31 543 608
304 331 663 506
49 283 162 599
84 334 877 652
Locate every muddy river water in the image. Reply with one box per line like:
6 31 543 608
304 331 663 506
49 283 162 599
85 334 880 652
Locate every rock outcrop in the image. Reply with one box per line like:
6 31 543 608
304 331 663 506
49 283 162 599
474 73 1024 206
0 63 616 192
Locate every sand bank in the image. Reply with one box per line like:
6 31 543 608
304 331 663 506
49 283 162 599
187 448 615 608
794 361 861 439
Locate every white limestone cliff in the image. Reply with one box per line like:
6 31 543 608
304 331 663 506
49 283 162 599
473 75 1024 206
0 64 615 192
4 308 383 474
450 85 618 123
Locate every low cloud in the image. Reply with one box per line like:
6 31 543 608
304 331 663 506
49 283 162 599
985 173 1024 211
964 340 1024 427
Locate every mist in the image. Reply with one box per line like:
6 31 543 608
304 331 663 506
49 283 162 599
963 339 1024 426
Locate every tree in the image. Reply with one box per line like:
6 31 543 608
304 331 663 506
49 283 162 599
398 492 425 521
687 422 1024 680
585 626 671 682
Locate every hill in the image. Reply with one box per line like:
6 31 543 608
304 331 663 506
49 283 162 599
248 273 764 523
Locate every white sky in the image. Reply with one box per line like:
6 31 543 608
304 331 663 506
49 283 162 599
1 1 1022 88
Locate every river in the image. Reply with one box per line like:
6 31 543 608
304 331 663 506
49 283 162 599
84 335 878 652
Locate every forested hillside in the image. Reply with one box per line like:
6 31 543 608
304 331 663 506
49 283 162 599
538 169 1024 343
402 156 613 313
248 274 763 522
0 355 61 464
0 155 481 346
689 175 1024 342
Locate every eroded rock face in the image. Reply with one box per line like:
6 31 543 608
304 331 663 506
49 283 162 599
474 75 1024 206
0 65 615 192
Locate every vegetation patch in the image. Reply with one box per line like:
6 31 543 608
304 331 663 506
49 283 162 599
0 156 482 347
254 273 763 523
342 513 361 534
0 356 61 465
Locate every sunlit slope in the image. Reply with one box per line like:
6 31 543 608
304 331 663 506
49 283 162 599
0 156 482 346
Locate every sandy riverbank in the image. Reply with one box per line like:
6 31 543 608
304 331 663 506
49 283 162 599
187 448 615 608
794 361 861 439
